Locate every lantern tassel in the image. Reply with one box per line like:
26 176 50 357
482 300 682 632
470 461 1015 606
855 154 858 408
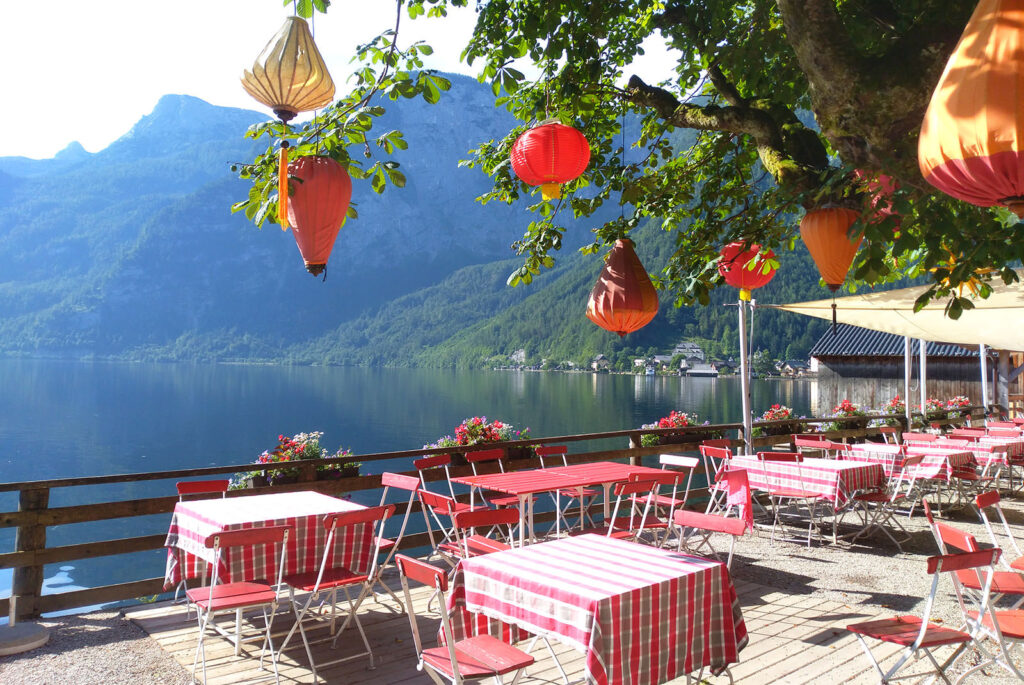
831 300 838 336
541 182 561 201
739 288 751 302
279 141 290 231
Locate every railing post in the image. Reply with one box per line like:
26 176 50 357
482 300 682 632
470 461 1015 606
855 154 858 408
628 434 640 466
10 486 49 624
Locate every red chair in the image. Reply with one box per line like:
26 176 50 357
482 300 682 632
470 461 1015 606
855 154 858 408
757 451 830 546
975 490 1024 572
700 444 733 513
840 454 923 551
576 478 659 542
278 505 395 681
444 507 518 560
186 525 292 685
395 554 534 685
536 444 598 531
649 454 698 547
904 431 939 443
369 472 423 611
847 548 1000 685
673 508 748 570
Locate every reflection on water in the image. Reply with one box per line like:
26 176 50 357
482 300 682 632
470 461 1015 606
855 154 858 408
0 359 813 606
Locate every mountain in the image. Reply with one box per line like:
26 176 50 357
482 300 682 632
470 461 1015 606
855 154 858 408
0 78 828 365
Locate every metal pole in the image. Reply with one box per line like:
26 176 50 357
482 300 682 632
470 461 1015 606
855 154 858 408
980 343 989 409
904 336 912 428
919 338 928 416
738 299 753 454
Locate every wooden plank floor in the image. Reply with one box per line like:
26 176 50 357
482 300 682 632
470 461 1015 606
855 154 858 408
126 569 952 684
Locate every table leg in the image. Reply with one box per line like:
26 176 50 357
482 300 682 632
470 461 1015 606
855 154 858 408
519 495 526 548
528 495 536 544
235 607 242 656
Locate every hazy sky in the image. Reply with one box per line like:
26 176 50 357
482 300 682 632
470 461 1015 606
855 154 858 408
1 1 675 159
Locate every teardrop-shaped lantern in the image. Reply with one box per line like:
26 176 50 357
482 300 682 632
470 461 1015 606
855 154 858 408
287 156 352 276
919 0 1024 217
241 16 335 123
510 120 590 200
718 242 777 301
585 239 658 336
799 208 863 291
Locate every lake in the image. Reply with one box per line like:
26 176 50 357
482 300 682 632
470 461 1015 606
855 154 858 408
0 359 816 609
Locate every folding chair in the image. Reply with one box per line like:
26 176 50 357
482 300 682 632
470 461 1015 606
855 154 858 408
847 548 1001 685
904 431 938 443
644 455 697 547
278 505 395 681
700 444 733 514
757 451 830 546
975 490 1024 572
370 472 423 611
441 507 517 562
950 428 986 440
877 426 901 445
793 435 832 458
922 500 1024 609
536 444 598 532
187 525 291 685
174 479 230 607
673 508 749 570
840 454 923 551
576 479 659 542
395 554 534 685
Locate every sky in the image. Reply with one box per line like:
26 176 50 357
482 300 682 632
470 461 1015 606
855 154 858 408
0 1 678 160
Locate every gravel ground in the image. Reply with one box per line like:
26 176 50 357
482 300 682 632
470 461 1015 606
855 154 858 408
3 490 1024 684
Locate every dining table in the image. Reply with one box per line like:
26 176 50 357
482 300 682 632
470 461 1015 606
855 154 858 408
445 533 747 685
164 490 371 590
727 454 883 510
845 443 980 481
451 461 666 546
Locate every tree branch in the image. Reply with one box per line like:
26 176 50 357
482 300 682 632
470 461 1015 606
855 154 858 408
775 0 866 106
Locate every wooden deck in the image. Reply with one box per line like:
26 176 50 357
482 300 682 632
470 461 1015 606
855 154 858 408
127 569 930 684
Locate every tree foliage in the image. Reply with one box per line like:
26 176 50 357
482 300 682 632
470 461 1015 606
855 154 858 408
239 0 1023 318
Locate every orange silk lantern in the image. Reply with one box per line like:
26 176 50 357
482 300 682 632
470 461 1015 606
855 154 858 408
585 239 658 336
799 208 863 291
510 120 590 200
919 0 1024 217
286 156 352 276
718 242 777 301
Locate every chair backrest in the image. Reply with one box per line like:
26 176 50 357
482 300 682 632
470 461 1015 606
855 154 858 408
904 431 938 443
376 473 421 563
975 489 1023 563
660 454 698 503
793 436 827 450
987 420 1018 429
451 506 519 550
673 508 747 537
176 479 230 499
536 444 569 468
723 469 755 531
988 428 1022 438
418 488 457 514
951 428 985 439
324 504 396 532
608 478 658 539
792 433 826 443
926 549 1001 631
203 525 292 590
414 454 457 498
757 451 802 462
701 438 733 450
466 448 506 475
699 444 732 486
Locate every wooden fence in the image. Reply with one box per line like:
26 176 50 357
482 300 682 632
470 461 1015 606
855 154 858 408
1 409 979 623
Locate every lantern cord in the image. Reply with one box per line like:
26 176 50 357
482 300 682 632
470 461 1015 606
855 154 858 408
620 104 626 220
831 298 837 336
279 141 290 231
321 265 327 283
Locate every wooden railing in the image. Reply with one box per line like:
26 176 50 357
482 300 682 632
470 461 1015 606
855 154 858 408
1 408 980 623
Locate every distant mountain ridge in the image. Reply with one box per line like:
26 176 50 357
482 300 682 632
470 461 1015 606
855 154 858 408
0 78 827 366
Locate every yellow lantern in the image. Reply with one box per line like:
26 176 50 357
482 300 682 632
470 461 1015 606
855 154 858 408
241 16 335 124
241 16 335 231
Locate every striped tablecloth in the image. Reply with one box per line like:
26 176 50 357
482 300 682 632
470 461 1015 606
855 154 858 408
728 455 883 508
978 436 1024 460
446 534 746 685
163 491 370 589
845 443 979 480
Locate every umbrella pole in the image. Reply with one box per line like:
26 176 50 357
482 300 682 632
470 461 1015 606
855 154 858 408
919 338 928 419
980 344 989 412
738 299 753 454
904 337 912 429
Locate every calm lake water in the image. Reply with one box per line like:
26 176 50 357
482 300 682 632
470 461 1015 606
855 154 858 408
0 359 815 610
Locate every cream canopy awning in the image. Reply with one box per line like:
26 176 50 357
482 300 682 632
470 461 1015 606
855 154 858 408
771 271 1024 352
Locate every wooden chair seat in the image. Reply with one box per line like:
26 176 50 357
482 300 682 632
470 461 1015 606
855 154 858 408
848 616 971 648
439 535 510 558
969 609 1024 640
421 635 535 679
282 567 369 593
186 582 277 612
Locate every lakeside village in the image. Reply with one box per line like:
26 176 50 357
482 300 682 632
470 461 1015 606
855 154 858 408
493 338 813 378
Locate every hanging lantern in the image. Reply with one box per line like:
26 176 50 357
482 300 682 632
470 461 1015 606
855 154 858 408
718 242 777 301
799 208 863 291
510 120 590 201
918 0 1024 217
287 156 351 276
585 239 658 336
241 16 336 231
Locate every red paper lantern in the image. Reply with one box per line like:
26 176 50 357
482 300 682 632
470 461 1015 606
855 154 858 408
585 239 658 337
919 0 1024 217
718 242 777 301
510 121 590 201
286 156 352 276
799 208 863 291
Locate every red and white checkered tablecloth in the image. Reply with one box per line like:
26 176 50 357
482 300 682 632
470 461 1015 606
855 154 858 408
978 436 1024 460
163 491 370 590
728 456 882 508
445 534 747 685
902 445 978 481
